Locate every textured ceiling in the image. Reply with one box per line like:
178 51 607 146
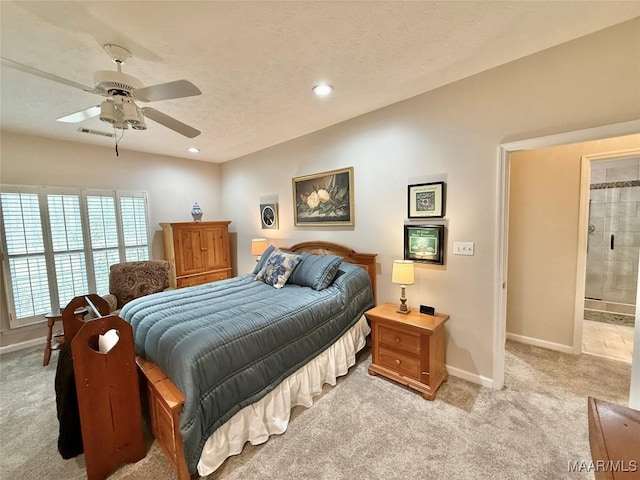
1 1 638 164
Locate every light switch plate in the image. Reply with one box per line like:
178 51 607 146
453 241 474 256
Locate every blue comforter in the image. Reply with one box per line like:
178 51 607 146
120 262 374 473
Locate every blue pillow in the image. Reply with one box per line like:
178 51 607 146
289 253 343 290
252 244 276 274
255 248 302 288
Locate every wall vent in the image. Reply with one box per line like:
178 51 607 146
77 127 115 138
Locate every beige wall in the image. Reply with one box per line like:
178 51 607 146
0 131 222 347
221 19 640 383
507 134 640 348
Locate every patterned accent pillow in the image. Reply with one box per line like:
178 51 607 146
255 248 302 288
251 244 276 275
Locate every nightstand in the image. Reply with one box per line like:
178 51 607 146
365 303 449 400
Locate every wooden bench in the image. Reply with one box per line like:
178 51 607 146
588 397 640 479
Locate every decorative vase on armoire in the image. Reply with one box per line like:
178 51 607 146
191 202 203 222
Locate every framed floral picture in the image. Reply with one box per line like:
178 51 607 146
292 167 354 226
404 224 444 264
408 181 445 218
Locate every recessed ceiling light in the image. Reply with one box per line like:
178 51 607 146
187 147 200 153
312 83 333 97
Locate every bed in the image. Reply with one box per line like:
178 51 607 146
120 241 377 479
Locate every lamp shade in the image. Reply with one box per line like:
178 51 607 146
99 100 116 124
392 260 415 285
251 238 268 256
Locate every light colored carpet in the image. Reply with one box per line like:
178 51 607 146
0 340 632 480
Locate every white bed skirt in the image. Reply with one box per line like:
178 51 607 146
197 314 371 476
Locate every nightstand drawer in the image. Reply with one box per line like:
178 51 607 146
378 346 420 380
378 325 420 354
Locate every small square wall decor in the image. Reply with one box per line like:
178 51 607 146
408 182 445 218
404 224 444 265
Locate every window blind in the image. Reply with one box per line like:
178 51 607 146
87 195 119 296
48 194 88 307
1 186 150 327
120 195 149 262
1 191 51 319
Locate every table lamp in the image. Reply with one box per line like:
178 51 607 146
251 238 268 261
392 260 415 314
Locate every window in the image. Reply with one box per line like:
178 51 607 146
0 186 150 327
48 194 89 308
1 191 51 321
120 195 149 262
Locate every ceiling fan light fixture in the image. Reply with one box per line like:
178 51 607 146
123 100 142 125
113 108 128 130
99 100 117 124
122 99 147 130
4 45 201 138
131 112 147 131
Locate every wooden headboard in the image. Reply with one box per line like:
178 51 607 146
285 241 377 304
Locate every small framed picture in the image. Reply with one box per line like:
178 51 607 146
408 182 445 218
404 224 444 264
260 203 278 229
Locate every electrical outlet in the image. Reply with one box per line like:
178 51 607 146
453 241 474 256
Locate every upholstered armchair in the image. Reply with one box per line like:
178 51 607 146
103 260 171 313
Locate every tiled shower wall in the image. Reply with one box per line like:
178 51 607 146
586 159 640 305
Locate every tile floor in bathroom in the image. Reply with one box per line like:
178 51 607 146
583 319 635 363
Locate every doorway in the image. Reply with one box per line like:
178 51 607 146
580 155 639 363
494 120 640 409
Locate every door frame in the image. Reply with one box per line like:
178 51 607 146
494 119 640 392
574 149 640 355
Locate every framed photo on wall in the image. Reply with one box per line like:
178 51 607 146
408 181 445 218
260 203 278 229
404 224 444 264
292 167 354 226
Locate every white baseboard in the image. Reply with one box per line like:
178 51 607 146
446 365 494 389
506 332 574 354
0 337 46 355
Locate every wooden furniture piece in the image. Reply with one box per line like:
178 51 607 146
43 311 64 366
62 294 145 480
161 221 231 288
366 303 449 400
135 241 377 480
43 307 89 366
137 356 190 480
588 397 640 479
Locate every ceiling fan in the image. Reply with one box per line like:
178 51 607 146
1 44 202 138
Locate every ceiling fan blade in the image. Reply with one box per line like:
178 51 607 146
135 80 202 102
1 57 103 95
142 107 201 138
57 105 101 123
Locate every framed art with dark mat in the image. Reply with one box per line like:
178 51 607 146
260 203 278 229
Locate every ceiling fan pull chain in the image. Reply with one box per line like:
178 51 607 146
113 126 119 157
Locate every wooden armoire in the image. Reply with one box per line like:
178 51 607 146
161 221 231 288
